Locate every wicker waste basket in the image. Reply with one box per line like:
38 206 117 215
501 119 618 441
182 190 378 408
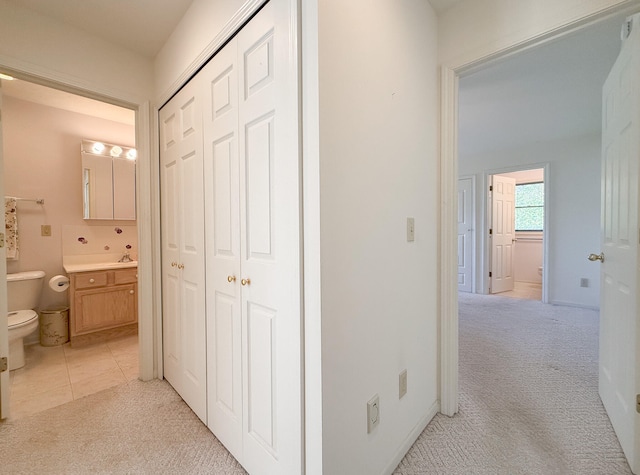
39 306 69 346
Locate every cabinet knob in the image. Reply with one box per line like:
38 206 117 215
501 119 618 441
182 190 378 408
241 278 251 286
89 278 95 284
129 290 135 295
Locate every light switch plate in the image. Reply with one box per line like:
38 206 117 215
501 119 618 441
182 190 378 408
407 217 415 242
41 225 52 237
367 394 380 433
399 369 408 399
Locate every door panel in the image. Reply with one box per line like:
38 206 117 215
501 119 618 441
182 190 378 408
160 81 207 423
599 14 640 472
458 178 473 292
491 175 516 293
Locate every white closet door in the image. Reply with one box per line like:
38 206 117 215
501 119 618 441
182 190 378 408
160 80 207 423
237 1 301 473
203 40 243 457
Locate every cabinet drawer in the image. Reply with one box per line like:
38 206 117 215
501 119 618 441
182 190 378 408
114 268 138 285
74 272 108 289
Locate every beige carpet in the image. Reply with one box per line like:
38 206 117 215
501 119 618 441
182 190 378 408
395 292 632 474
1 293 632 474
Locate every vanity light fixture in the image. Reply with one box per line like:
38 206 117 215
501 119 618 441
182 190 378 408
0 73 15 81
126 149 137 160
110 146 123 157
92 142 106 154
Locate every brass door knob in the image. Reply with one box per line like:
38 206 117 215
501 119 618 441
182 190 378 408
227 276 236 283
178 263 185 270
171 262 177 267
588 252 604 263
241 278 251 286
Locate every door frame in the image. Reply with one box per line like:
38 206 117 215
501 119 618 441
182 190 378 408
439 2 640 416
458 175 476 293
484 166 549 301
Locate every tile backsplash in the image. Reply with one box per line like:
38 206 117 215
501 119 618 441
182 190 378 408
62 224 137 259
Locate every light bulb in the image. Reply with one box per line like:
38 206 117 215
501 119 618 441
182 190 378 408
126 149 137 160
92 142 105 154
110 146 123 157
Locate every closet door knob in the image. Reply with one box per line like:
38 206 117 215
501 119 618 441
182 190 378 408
241 278 251 286
171 262 177 267
588 252 604 263
227 276 236 283
178 263 185 270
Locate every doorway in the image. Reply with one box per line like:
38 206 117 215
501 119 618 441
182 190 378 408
0 76 141 419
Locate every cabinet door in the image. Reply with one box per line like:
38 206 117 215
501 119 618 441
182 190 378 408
160 78 207 423
74 284 137 335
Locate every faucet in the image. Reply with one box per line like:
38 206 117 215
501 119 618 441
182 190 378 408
118 251 133 263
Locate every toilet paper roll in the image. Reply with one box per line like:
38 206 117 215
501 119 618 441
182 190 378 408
49 275 70 292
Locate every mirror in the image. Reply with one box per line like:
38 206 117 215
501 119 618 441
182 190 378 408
81 139 136 220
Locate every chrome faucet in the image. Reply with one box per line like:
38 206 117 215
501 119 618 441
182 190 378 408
118 251 133 263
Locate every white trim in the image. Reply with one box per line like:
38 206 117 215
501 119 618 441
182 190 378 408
458 174 476 294
155 0 269 108
439 1 639 417
548 300 599 311
381 400 440 475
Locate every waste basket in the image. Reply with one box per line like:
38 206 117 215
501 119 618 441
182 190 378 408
39 306 69 346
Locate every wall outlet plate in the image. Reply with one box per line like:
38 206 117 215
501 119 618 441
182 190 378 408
41 224 52 237
367 394 380 433
399 369 408 399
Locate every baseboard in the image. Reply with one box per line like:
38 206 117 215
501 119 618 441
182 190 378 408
549 300 599 311
381 400 440 475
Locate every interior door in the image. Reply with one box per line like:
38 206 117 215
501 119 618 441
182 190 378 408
458 177 473 292
0 83 9 419
598 13 640 473
490 175 516 293
160 79 207 423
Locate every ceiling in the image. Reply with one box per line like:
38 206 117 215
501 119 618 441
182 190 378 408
458 13 630 157
4 0 193 58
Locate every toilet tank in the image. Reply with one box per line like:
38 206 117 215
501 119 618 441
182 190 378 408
7 271 45 312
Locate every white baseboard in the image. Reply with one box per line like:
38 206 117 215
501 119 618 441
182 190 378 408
549 300 599 311
381 400 440 475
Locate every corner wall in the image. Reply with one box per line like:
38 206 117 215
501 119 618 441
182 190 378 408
318 1 439 473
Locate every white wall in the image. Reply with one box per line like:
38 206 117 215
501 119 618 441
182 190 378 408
438 0 635 67
3 96 136 311
460 133 601 308
0 0 153 104
318 1 439 473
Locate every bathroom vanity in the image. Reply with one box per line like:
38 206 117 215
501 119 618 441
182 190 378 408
65 262 137 346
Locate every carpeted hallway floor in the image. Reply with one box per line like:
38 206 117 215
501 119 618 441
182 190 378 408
0 292 632 474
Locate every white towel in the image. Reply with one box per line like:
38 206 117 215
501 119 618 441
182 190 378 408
5 197 18 260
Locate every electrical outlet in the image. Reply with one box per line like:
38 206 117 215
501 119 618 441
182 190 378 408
580 278 589 288
41 225 52 237
367 395 380 433
399 370 408 399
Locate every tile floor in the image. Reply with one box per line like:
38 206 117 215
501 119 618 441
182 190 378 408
8 333 138 420
497 281 542 300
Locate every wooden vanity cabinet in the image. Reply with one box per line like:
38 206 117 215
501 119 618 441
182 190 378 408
69 267 138 345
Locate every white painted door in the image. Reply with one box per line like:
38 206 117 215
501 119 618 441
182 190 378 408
490 175 516 293
458 177 473 292
203 1 302 473
160 79 207 423
598 14 640 473
203 37 243 458
0 84 9 419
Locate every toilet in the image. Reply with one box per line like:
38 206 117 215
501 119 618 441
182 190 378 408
7 270 45 370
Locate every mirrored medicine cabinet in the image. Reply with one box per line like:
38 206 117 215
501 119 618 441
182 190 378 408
81 139 136 220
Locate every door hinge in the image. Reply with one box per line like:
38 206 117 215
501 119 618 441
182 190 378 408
0 357 7 372
489 228 493 235
489 272 492 278
489 185 493 192
636 394 640 414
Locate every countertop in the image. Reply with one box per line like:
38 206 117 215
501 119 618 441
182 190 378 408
63 261 138 274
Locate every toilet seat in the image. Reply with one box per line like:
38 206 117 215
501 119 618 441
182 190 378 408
8 309 38 329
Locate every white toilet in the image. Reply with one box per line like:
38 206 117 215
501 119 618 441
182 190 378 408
7 270 45 370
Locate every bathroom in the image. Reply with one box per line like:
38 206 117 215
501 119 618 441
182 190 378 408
2 77 139 418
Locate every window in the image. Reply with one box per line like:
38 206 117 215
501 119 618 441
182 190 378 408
515 182 544 231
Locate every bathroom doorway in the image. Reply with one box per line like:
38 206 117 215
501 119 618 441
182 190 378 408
0 76 140 419
488 168 545 301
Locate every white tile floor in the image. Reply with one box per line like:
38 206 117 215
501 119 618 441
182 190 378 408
8 334 138 420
